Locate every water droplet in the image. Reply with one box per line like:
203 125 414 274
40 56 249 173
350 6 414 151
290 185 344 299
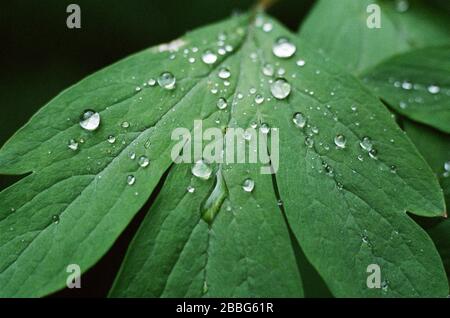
357 154 364 161
359 137 373 151
129 152 136 160
272 37 296 58
121 121 130 128
390 165 397 173
262 63 274 76
427 85 440 94
270 78 291 99
444 161 450 172
192 160 212 180
381 280 390 291
158 72 176 90
305 137 314 148
138 156 149 168
255 94 265 104
262 22 273 32
293 112 306 128
369 149 378 160
52 215 60 224
148 78 156 86
296 59 306 67
202 50 218 65
401 81 412 90
243 130 252 140
242 178 255 192
334 134 346 149
68 139 79 151
107 135 116 144
127 175 136 186
79 110 100 131
395 0 409 12
201 169 228 224
261 123 270 134
187 185 195 193
311 126 319 134
217 97 228 110
218 67 231 79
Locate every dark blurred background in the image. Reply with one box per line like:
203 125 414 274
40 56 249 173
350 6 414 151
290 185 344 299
0 0 317 297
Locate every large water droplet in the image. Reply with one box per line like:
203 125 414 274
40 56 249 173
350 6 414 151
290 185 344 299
270 78 291 100
192 160 212 180
201 169 228 224
293 112 306 128
138 156 149 168
334 134 346 149
202 50 218 65
272 37 296 58
242 178 255 192
158 72 176 90
79 110 100 131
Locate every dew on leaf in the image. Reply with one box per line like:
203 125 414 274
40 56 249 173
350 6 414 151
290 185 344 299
201 50 218 65
293 112 306 128
107 135 116 144
79 110 100 131
427 85 440 94
334 134 347 149
359 137 373 151
52 215 60 224
68 139 79 151
242 178 255 192
187 185 195 193
261 123 270 134
218 67 231 79
255 94 265 104
138 156 149 168
296 59 306 67
121 121 130 128
272 37 296 58
158 72 176 90
192 160 212 180
305 136 314 148
147 78 156 86
127 175 136 186
262 63 274 76
217 97 228 110
270 78 291 100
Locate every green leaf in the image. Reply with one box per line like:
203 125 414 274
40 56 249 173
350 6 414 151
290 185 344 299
298 0 450 75
361 45 450 133
0 12 447 297
402 119 450 284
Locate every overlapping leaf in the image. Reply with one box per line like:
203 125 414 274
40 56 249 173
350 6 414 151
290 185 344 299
0 12 447 297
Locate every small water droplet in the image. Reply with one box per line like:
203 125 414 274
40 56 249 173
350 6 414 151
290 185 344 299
334 134 346 149
217 97 228 110
270 78 291 100
192 160 212 180
427 84 440 94
305 137 314 148
68 139 79 151
359 137 373 151
121 121 130 128
107 135 116 144
381 279 390 291
147 78 156 86
395 0 409 12
255 94 265 104
293 112 306 128
158 72 176 90
243 130 252 141
218 67 231 79
129 152 136 160
242 178 255 192
202 50 218 65
187 185 195 193
369 149 378 160
390 165 397 173
79 110 100 131
260 123 270 134
52 215 60 224
127 175 136 185
262 22 273 32
272 37 296 58
401 81 412 90
296 59 306 67
444 161 450 172
138 156 149 168
262 63 274 76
